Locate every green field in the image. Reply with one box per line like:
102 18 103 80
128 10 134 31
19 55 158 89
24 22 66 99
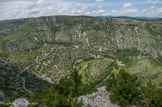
75 55 162 88
75 58 114 85
76 58 113 70
76 59 99 71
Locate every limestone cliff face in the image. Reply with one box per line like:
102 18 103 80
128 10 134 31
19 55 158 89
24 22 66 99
0 16 162 83
0 16 162 57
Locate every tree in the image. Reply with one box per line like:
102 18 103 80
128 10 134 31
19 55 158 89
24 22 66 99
106 69 162 107
141 81 162 107
28 70 83 107
70 69 83 96
107 69 141 106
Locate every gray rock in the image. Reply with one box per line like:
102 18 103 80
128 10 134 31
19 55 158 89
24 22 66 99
77 86 119 107
10 98 29 107
97 86 106 91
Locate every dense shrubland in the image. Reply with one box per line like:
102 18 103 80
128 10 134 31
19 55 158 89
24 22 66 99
26 68 162 107
27 70 84 107
106 69 162 107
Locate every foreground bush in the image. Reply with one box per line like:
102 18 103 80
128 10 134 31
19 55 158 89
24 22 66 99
28 70 83 107
141 81 162 107
107 69 162 107
107 69 141 106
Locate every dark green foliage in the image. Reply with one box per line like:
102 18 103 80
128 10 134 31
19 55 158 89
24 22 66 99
157 55 162 65
145 23 162 36
28 70 83 107
107 69 162 107
107 69 141 106
141 81 162 107
70 69 83 96
0 60 50 100
115 49 140 66
81 83 97 95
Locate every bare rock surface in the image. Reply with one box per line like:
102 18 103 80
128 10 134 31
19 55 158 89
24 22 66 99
10 98 29 107
78 86 119 107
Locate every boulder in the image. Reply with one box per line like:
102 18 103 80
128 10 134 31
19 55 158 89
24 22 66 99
10 98 29 107
77 86 119 107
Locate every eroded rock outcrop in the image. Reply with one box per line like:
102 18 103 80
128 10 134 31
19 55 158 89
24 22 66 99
78 86 119 107
10 98 28 107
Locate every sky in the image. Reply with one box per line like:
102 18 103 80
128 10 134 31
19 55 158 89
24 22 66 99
0 0 162 20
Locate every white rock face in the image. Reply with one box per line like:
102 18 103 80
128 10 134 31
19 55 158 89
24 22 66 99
10 98 29 107
78 86 119 107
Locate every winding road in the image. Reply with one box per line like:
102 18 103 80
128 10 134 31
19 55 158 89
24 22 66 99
21 78 33 94
16 47 59 95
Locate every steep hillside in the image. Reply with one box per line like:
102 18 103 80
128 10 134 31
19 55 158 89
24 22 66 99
0 19 26 37
0 16 162 98
0 60 50 100
127 56 162 86
0 16 162 57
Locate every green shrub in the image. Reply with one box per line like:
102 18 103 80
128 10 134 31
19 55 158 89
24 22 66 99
28 70 83 107
107 69 162 107
141 81 162 107
107 69 141 106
